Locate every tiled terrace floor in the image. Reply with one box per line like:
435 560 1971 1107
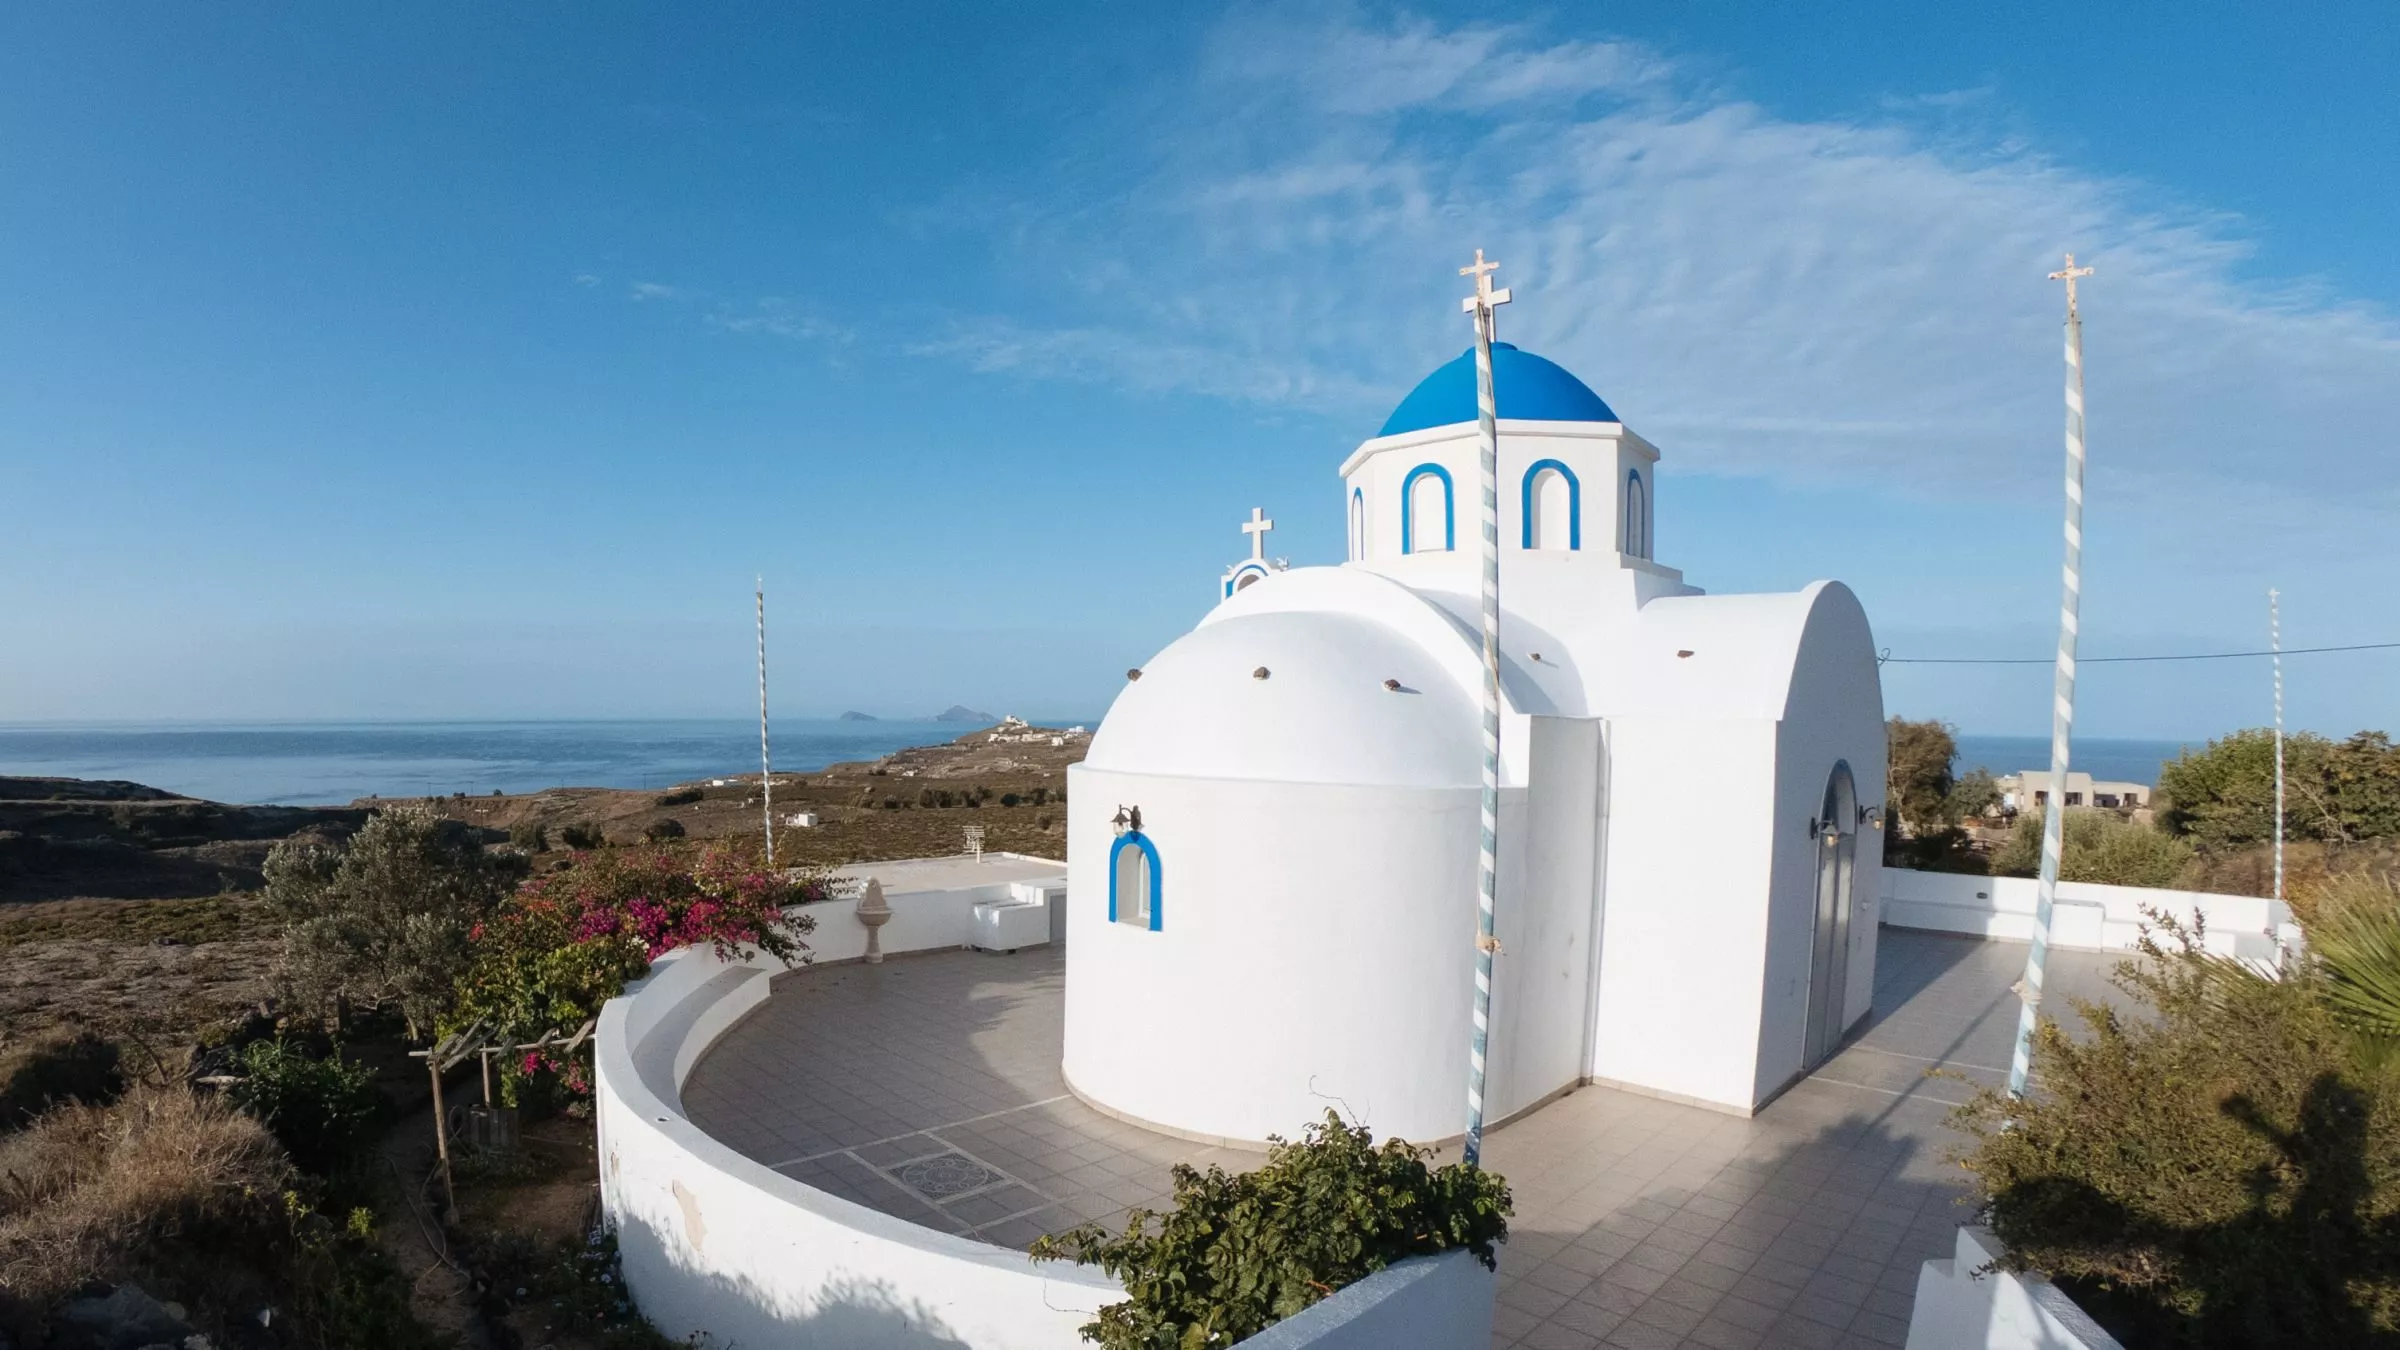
681 928 2124 1350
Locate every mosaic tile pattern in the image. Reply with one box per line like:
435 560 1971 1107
680 930 2125 1348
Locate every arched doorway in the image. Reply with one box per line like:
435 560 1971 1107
1804 761 1858 1067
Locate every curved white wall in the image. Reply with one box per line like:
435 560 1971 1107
1064 766 1483 1145
597 944 1119 1350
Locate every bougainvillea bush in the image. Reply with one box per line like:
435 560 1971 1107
446 844 821 1103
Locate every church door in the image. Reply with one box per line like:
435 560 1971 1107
1804 762 1858 1068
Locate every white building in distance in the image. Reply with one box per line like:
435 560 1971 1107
1063 329 1890 1143
2000 769 2149 812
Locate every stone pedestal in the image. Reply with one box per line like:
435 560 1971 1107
856 877 892 964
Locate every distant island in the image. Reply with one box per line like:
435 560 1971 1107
934 705 998 724
837 711 877 721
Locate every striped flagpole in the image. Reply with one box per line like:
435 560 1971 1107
2271 589 2285 907
2009 254 2094 1100
758 578 774 869
1459 249 1510 1166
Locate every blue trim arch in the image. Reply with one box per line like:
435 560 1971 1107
1519 459 1581 550
1349 486 1366 560
1107 831 1163 931
1400 463 1455 554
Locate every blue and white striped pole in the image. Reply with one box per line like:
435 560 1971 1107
2008 254 2094 1100
1459 249 1510 1165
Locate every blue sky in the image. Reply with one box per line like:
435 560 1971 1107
2 2 2395 738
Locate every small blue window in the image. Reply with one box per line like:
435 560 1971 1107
1108 831 1162 931
1401 463 1455 554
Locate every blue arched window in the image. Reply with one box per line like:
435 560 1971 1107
1108 831 1162 931
1400 463 1454 554
1349 486 1366 560
1520 459 1581 550
1625 469 1648 559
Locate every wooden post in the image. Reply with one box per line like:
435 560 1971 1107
428 1058 454 1209
480 1047 493 1105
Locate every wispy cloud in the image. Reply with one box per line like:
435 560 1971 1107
918 12 2398 514
613 282 853 345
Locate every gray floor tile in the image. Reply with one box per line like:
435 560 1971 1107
677 930 2126 1350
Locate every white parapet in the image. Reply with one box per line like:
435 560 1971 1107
1881 867 2290 965
597 943 1118 1349
1906 1226 2125 1350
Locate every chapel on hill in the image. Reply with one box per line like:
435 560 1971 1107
1062 308 1888 1144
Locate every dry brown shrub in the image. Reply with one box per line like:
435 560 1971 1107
0 1083 290 1310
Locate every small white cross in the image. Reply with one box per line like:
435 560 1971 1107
1241 507 1274 562
1459 248 1512 319
2049 252 2095 318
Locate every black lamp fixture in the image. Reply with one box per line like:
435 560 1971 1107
1111 805 1143 836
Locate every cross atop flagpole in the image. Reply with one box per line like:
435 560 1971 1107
1459 248 1511 1167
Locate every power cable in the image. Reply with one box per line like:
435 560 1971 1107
1880 640 2400 666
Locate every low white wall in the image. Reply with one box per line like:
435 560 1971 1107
802 855 1065 962
599 881 1500 1350
598 942 1119 1349
1906 1226 2125 1350
1231 1249 1495 1350
1881 867 2294 961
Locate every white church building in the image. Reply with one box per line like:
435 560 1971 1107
1063 333 1888 1145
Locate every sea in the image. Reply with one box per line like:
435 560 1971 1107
0 719 1096 807
1952 735 2200 789
0 721 2200 808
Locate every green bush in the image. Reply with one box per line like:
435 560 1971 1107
1001 792 1023 807
654 787 704 807
231 1039 381 1175
643 817 686 842
1992 808 2194 888
1953 918 2400 1345
1032 1111 1511 1349
0 1032 124 1128
263 803 515 1039
559 822 605 850
508 820 549 852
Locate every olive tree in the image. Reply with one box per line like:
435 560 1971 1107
264 804 519 1040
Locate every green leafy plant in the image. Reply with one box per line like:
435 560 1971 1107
559 822 606 850
231 1038 382 1175
1031 1111 1511 1349
1952 915 2400 1346
508 820 549 852
480 1226 681 1349
643 817 686 841
1991 808 2195 888
264 804 520 1038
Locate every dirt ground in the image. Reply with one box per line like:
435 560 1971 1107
0 724 1091 1344
413 722 1089 866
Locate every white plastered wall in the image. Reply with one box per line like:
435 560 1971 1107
1062 765 1492 1145
1753 582 1888 1103
1588 715 1781 1110
1482 715 1604 1123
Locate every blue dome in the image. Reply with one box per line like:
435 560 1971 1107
1377 343 1619 438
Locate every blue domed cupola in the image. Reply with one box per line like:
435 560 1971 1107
1377 343 1619 438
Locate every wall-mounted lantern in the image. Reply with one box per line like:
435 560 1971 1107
1111 805 1143 836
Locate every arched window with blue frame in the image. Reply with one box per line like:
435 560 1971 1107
1625 469 1648 559
1401 463 1454 554
1108 831 1162 931
1521 459 1580 551
1349 486 1366 560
